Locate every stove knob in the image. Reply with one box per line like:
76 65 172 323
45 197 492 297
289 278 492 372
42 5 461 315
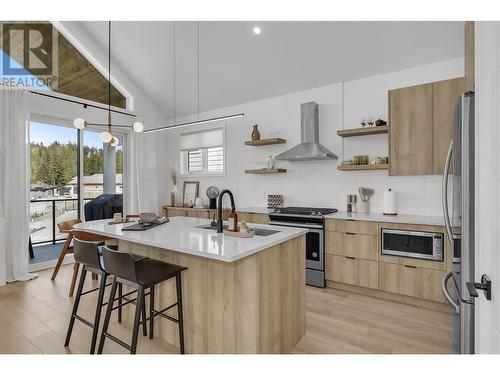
317 211 322 216
312 252 318 258
311 211 317 216
276 209 281 214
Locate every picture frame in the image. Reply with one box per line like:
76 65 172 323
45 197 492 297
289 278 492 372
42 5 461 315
182 181 199 207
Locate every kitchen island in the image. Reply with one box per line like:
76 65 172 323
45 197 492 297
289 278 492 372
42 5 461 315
73 217 307 354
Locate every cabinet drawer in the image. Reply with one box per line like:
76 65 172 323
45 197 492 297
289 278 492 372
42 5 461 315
167 209 187 217
344 233 378 261
379 262 446 302
326 232 378 261
325 255 378 289
344 220 379 236
237 212 269 224
187 211 198 218
325 219 344 232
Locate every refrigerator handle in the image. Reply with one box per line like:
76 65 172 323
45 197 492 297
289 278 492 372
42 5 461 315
442 271 460 314
442 140 454 245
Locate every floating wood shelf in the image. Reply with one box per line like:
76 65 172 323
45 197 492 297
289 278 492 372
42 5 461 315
337 164 389 171
245 138 287 146
245 168 287 174
337 125 388 137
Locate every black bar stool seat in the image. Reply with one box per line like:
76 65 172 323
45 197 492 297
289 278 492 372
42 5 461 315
98 247 187 354
133 259 185 287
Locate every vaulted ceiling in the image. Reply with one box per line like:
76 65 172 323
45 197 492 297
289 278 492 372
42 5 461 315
60 21 464 120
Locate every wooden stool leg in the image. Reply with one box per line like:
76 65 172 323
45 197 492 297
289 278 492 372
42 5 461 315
97 279 118 354
130 286 145 354
176 273 185 354
69 262 80 297
65 267 87 347
51 232 73 280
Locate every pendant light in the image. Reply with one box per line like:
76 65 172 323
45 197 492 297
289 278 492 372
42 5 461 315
73 21 144 138
143 21 244 134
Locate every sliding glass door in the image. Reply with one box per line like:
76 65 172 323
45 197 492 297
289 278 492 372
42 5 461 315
29 122 79 247
29 121 125 264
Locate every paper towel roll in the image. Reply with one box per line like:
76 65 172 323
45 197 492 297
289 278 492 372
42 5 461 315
383 189 397 215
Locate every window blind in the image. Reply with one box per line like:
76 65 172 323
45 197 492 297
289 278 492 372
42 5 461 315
181 128 223 151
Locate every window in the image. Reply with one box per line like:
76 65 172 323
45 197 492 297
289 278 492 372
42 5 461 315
180 128 225 176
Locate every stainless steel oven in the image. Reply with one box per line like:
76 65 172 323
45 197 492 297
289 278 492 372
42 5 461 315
381 228 444 261
268 207 337 288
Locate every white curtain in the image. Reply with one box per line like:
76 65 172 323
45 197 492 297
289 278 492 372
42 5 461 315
0 88 35 285
125 118 159 215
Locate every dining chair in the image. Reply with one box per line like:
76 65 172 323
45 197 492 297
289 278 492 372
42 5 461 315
51 219 82 282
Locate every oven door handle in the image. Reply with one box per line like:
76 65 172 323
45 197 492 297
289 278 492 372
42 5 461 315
269 221 323 229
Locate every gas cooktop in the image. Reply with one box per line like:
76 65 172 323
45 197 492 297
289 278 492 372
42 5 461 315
270 206 337 217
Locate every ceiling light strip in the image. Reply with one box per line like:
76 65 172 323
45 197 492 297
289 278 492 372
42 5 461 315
143 113 244 133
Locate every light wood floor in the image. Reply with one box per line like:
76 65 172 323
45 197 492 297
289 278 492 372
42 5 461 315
0 265 451 354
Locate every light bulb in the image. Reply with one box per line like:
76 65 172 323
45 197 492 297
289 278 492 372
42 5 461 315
73 118 86 129
110 136 120 146
100 131 112 143
132 121 144 133
253 26 261 35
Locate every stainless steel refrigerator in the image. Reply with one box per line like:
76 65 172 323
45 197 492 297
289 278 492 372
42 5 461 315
441 91 475 354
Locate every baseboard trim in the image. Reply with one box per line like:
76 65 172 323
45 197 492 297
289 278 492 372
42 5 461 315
28 254 75 273
326 281 450 313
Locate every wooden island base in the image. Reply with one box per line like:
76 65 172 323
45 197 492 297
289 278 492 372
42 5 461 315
117 235 305 354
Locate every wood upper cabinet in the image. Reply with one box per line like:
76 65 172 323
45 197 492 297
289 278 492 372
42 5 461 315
465 21 475 92
389 77 465 176
432 78 466 173
389 83 434 176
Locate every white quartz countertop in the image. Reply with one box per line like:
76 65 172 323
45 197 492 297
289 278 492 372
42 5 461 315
324 211 445 226
237 207 444 226
73 217 307 263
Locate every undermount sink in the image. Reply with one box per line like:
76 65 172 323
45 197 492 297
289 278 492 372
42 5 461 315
196 224 280 237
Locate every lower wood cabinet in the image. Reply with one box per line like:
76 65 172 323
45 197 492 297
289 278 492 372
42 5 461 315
325 218 451 304
326 231 378 261
163 206 229 220
326 255 379 290
236 212 269 224
379 262 446 303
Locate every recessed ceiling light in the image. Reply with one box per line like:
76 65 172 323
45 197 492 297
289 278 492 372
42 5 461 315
253 26 261 35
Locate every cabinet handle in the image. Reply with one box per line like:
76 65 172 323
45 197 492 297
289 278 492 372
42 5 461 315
404 265 417 269
345 232 356 235
345 256 356 260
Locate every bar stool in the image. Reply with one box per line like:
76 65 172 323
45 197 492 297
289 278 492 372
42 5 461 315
97 246 187 354
64 239 141 354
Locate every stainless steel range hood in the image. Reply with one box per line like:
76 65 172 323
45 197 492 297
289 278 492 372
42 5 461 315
275 102 337 161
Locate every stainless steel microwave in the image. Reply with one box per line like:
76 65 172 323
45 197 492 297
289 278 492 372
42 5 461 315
381 228 444 261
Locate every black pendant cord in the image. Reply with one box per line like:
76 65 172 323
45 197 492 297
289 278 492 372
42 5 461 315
108 20 112 134
173 21 176 124
197 21 200 121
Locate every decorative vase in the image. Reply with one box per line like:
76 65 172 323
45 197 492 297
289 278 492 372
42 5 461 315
170 185 178 206
251 124 261 141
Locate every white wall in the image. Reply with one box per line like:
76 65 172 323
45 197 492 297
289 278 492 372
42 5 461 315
155 58 464 216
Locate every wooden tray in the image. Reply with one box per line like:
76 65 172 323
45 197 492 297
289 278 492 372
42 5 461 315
223 229 255 238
